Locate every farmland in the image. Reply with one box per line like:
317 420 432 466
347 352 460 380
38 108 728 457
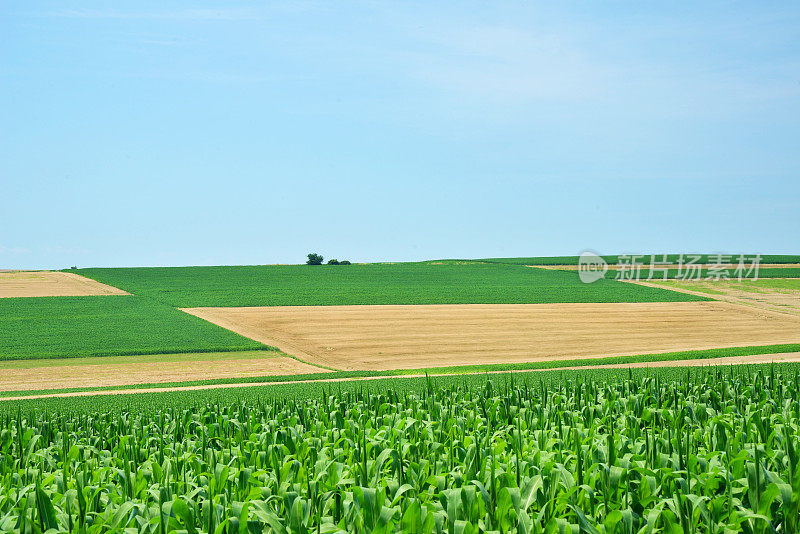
183 302 800 371
479 254 800 266
468 256 800 280
608 268 800 280
534 266 800 280
1 366 798 532
1 259 797 389
0 351 328 392
650 278 800 295
0 296 268 360
0 271 129 298
2 343 799 399
3 257 800 532
637 278 800 317
75 263 705 308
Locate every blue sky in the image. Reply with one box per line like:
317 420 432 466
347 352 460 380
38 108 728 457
2 1 798 268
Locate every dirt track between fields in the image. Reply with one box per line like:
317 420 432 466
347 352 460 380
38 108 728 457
3 351 799 401
183 302 800 371
0 355 328 392
557 351 800 369
0 271 128 297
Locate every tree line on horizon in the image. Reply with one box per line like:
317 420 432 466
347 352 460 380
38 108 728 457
307 253 350 265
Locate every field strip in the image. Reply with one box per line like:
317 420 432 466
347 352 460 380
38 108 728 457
555 351 800 370
0 271 129 298
182 302 800 371
0 354 330 392
533 263 800 270
3 351 799 401
628 280 800 317
0 350 282 369
3 343 796 398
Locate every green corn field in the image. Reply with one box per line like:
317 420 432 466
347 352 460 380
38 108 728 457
1 368 799 533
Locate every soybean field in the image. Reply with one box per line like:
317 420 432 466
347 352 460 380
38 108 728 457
0 296 268 361
74 263 705 308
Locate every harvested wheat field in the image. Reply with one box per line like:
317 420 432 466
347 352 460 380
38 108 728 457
0 352 328 392
183 302 800 371
0 271 128 298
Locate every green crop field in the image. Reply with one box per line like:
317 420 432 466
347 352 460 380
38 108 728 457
1 366 798 533
75 263 706 307
0 296 268 361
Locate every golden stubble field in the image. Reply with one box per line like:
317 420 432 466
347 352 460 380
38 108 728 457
0 352 328 392
183 301 800 371
0 271 129 297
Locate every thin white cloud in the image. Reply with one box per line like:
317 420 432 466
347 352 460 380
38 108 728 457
400 23 616 103
396 19 800 118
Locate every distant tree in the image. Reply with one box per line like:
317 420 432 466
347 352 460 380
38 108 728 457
327 259 340 265
339 260 351 265
306 253 323 265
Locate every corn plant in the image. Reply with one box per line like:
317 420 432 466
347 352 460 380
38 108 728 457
0 367 799 532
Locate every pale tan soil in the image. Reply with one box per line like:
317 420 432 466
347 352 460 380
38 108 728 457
534 263 800 270
0 354 328 392
631 280 800 316
3 351 798 401
558 352 800 370
0 271 128 297
0 350 281 369
182 302 800 371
